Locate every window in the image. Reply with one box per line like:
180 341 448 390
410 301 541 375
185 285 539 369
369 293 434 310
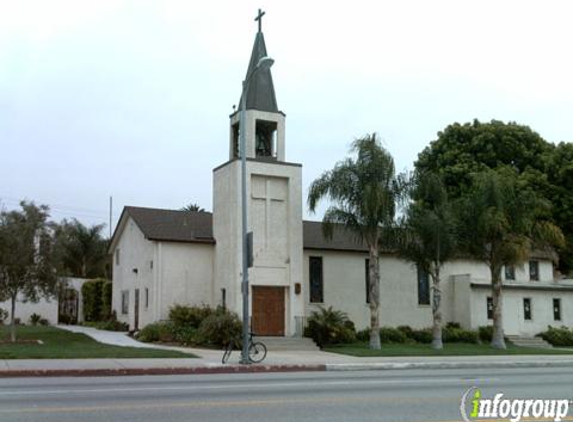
365 259 370 304
529 260 539 281
487 297 493 320
145 288 149 309
121 290 129 315
554 298 562 321
221 288 226 309
417 266 430 305
115 249 120 266
309 257 323 303
505 265 515 281
523 298 532 320
150 260 153 270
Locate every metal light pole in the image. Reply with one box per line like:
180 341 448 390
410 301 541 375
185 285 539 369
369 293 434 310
239 56 274 364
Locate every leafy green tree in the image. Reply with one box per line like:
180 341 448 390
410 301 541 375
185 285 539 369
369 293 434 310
0 202 59 342
416 119 552 199
398 173 457 349
181 203 206 212
415 119 573 274
456 170 564 348
54 219 108 279
308 133 405 350
544 142 573 273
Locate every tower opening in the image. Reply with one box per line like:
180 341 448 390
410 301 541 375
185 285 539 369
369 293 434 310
255 120 277 158
232 122 240 158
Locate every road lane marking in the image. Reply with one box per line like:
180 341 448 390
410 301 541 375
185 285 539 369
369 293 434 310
0 377 498 397
0 395 459 414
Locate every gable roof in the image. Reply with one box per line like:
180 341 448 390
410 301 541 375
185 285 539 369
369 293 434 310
109 206 215 252
110 206 367 252
109 206 555 261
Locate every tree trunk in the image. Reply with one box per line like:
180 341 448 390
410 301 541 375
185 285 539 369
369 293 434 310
10 294 16 343
491 265 506 349
369 246 381 350
431 266 443 350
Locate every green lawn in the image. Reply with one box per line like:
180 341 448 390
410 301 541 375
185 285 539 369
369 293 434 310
324 342 573 356
0 325 195 359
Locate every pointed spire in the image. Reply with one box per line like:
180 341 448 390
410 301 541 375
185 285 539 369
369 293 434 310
239 15 279 113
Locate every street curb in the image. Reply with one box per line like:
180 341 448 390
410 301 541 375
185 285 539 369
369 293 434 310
326 361 573 371
0 364 327 378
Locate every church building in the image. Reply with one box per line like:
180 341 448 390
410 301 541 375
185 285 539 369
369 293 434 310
109 16 573 338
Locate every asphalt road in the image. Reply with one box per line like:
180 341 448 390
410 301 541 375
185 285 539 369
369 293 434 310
1 367 572 422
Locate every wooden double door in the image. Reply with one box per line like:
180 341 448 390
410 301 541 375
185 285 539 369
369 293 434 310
252 286 285 336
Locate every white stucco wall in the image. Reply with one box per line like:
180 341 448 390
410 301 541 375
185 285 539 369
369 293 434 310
302 250 564 336
303 250 433 331
468 281 573 336
0 295 58 325
111 216 156 330
157 242 214 321
213 159 304 336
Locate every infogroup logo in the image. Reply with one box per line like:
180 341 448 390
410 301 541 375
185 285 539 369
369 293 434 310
460 387 571 422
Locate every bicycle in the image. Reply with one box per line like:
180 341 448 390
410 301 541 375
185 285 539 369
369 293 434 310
222 332 267 364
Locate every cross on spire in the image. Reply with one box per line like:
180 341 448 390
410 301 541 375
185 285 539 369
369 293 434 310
255 9 265 33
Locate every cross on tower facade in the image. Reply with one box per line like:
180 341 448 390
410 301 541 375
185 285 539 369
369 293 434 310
255 9 265 33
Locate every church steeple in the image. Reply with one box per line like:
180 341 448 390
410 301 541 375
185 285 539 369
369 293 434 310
229 10 286 162
239 10 279 113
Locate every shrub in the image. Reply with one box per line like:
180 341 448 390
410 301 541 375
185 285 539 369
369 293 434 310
169 304 215 329
29 313 42 326
304 306 356 347
446 322 461 329
97 319 129 332
397 325 414 339
82 279 106 322
101 281 113 320
379 326 408 344
356 328 370 342
137 321 177 343
538 326 573 347
411 328 433 344
39 318 50 326
443 326 478 344
478 326 493 343
197 310 242 347
173 326 199 346
0 308 8 325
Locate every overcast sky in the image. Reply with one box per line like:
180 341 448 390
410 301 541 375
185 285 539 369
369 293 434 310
2 0 572 235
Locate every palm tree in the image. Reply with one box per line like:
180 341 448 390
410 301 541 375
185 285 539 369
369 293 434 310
398 172 457 350
308 133 405 349
456 169 564 348
55 219 108 279
181 203 206 212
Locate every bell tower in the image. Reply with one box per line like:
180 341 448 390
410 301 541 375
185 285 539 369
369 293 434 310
213 11 304 337
228 12 286 163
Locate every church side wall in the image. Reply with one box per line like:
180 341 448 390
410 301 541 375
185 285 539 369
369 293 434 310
158 242 214 320
303 250 432 331
302 250 560 335
111 217 156 330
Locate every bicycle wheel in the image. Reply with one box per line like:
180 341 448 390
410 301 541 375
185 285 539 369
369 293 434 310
248 341 267 363
222 341 233 364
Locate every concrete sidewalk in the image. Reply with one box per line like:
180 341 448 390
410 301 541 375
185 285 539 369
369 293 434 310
2 325 573 377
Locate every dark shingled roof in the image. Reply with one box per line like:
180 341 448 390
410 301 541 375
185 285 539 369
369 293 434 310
124 206 214 244
238 31 279 113
118 206 367 251
117 207 555 260
302 221 368 252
